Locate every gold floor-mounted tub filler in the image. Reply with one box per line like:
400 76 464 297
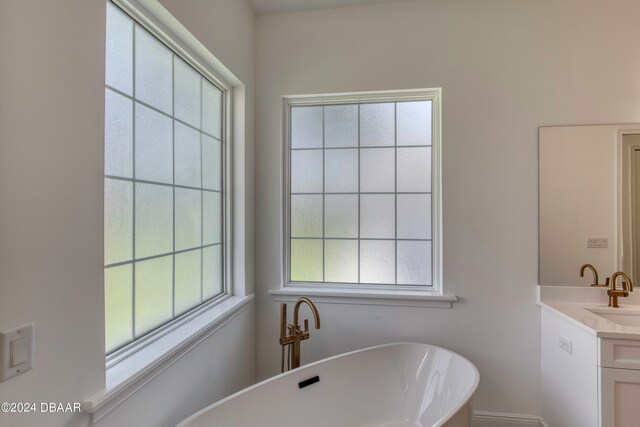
279 297 321 372
579 264 634 308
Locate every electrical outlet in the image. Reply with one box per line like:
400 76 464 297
559 336 572 354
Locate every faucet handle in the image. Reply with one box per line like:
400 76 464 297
304 318 309 333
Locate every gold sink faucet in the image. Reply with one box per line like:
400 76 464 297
279 297 321 372
579 264 608 287
608 271 633 308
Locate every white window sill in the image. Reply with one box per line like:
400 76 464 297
82 294 254 424
269 287 456 308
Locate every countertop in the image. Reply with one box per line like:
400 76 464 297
539 300 640 340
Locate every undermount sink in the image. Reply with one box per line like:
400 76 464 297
586 307 640 327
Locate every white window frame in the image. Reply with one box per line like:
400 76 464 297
84 0 252 422
273 89 456 308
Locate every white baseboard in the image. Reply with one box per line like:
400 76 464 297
472 411 544 427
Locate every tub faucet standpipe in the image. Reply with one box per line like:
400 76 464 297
279 297 321 373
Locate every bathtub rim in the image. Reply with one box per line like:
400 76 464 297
175 341 480 427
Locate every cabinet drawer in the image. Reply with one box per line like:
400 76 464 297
600 339 640 369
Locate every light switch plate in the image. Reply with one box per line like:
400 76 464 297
0 323 34 382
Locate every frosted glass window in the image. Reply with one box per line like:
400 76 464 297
397 194 431 239
135 183 173 258
135 26 173 114
290 239 323 282
135 256 173 336
325 105 358 148
325 149 358 193
397 147 431 192
135 103 173 184
104 5 227 353
105 89 133 177
397 101 432 146
175 188 202 250
105 265 133 353
360 194 395 239
106 3 133 95
398 241 431 285
175 249 202 315
202 135 222 190
105 179 133 265
202 80 222 138
291 106 323 149
325 240 358 283
174 122 201 188
174 58 201 129
203 191 222 245
291 195 323 238
360 148 395 192
360 103 394 146
325 195 358 238
291 150 323 193
360 240 395 284
203 245 223 299
287 94 437 287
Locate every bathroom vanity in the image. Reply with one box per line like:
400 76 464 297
540 293 640 427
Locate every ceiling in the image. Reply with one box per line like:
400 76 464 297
247 0 409 15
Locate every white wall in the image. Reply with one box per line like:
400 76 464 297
254 0 640 419
0 1 255 426
539 126 620 286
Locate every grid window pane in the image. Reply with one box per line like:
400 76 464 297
105 89 133 177
105 178 133 265
325 195 358 238
325 105 358 148
325 149 358 193
291 150 323 193
291 239 323 282
135 103 173 184
174 58 201 129
360 194 395 239
203 191 222 245
291 106 323 149
360 103 394 146
397 194 431 239
106 3 133 95
291 195 323 238
203 245 223 300
202 135 222 190
175 249 202 315
105 8 226 353
135 26 173 114
135 256 173 336
360 240 395 284
325 240 358 283
135 183 173 258
360 148 395 192
175 188 202 251
202 80 222 138
397 101 432 146
398 241 431 285
105 265 133 352
397 147 431 192
288 97 434 287
174 122 201 188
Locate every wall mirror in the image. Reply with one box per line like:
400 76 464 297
539 124 640 286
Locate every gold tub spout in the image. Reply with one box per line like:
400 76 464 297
279 297 321 372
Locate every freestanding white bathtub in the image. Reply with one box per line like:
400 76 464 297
176 342 479 427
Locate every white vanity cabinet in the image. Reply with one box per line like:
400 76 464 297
541 306 640 427
599 339 640 427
